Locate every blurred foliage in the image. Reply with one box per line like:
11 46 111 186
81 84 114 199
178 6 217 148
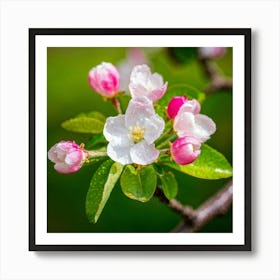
47 47 232 233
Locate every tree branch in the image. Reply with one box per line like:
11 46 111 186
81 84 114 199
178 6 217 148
199 58 232 94
154 180 233 233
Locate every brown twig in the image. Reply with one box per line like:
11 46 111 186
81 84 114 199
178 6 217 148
199 57 232 94
155 180 233 233
154 188 197 224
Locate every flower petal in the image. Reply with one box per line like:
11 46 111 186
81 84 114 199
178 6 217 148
130 141 160 165
129 84 148 99
144 114 165 144
65 151 83 165
125 97 154 128
103 115 131 146
48 146 60 163
107 142 133 165
150 73 164 88
129 64 151 87
54 162 81 174
194 114 216 141
178 99 201 115
174 111 196 137
129 64 167 102
174 112 216 142
148 82 168 102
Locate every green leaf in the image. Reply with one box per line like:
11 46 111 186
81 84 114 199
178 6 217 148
120 165 157 202
159 170 178 200
85 133 107 150
61 111 106 134
86 159 123 223
160 144 232 179
76 111 106 122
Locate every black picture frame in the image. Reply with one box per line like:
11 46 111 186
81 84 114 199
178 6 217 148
29 28 251 251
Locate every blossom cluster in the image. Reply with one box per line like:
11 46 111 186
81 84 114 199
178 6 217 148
48 61 216 173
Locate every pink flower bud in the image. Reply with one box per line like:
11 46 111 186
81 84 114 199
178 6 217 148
171 136 201 165
48 141 88 174
167 96 201 119
167 96 187 119
88 62 120 98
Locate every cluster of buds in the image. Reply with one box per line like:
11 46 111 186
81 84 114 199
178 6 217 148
167 96 216 165
48 59 216 173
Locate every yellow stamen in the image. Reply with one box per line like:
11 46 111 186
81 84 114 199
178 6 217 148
129 125 145 143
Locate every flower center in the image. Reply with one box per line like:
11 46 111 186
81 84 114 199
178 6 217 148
129 125 145 143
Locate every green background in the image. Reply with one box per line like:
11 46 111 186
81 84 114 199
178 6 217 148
47 47 232 232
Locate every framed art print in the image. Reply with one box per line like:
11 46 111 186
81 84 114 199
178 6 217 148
29 28 251 251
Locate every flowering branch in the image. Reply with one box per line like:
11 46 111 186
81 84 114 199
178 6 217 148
154 180 232 233
199 56 232 94
49 59 233 227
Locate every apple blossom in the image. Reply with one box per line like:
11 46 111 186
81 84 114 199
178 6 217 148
48 141 88 174
129 64 168 102
174 107 216 142
88 62 120 98
171 136 201 165
167 96 201 119
103 96 165 165
198 47 226 59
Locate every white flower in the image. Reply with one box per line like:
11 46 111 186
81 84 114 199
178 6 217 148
129 64 168 102
103 97 165 165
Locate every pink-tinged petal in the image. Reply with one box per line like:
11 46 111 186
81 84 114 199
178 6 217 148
107 142 133 165
129 64 167 102
54 162 82 174
129 84 149 99
103 115 131 146
167 96 188 119
65 151 83 165
150 73 164 88
130 141 160 165
177 99 201 115
174 112 216 142
88 62 120 97
148 82 168 102
174 111 196 137
48 145 60 163
194 114 216 141
143 114 165 144
125 96 154 128
171 136 201 165
129 64 151 86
